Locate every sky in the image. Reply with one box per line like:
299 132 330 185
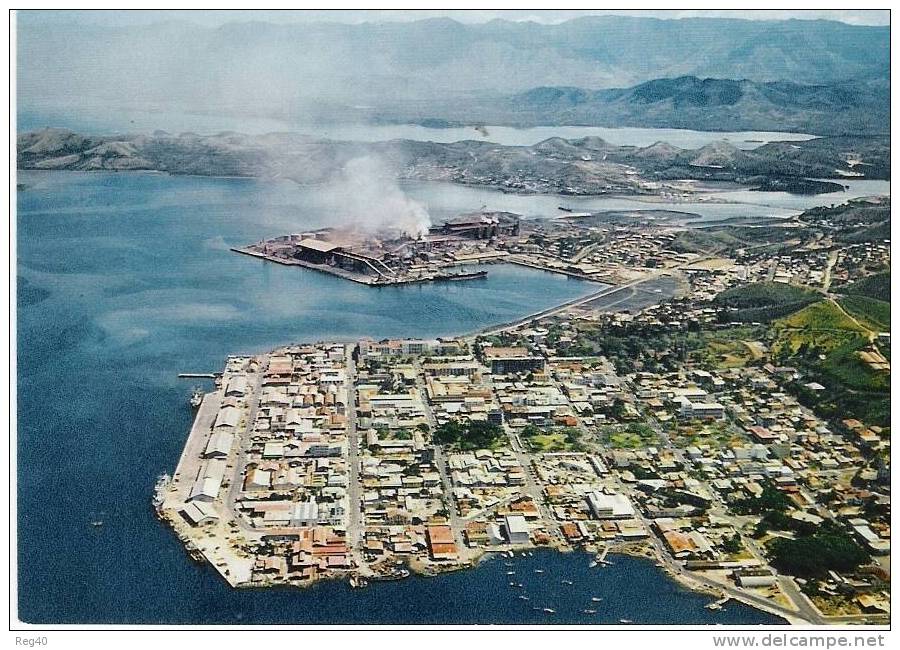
16 9 891 28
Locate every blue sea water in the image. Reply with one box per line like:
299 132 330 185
16 170 785 625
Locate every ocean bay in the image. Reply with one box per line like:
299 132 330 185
17 168 879 624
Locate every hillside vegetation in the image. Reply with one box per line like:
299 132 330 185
774 299 889 426
839 272 890 302
714 282 819 323
838 295 890 332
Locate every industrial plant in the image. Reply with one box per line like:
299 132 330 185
233 212 523 285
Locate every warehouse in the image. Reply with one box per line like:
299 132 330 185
504 515 530 544
203 431 234 459
292 238 343 264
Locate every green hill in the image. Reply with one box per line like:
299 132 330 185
839 272 890 303
715 282 819 323
838 295 890 332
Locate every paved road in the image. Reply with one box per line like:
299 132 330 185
632 398 844 625
477 251 726 338
412 360 470 558
225 358 266 532
477 273 667 336
504 424 564 545
822 249 839 291
345 346 363 549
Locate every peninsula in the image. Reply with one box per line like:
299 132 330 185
156 196 890 625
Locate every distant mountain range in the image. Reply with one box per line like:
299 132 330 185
18 15 889 133
17 128 890 197
486 76 889 135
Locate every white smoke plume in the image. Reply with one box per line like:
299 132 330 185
321 156 431 238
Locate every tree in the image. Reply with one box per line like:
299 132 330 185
722 533 742 554
768 529 869 578
433 419 504 450
731 481 792 515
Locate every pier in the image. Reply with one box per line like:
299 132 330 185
233 246 491 287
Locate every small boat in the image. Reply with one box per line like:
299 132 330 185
190 387 204 408
543 608 556 614
558 206 574 213
153 474 171 508
517 583 524 588
504 562 514 567
591 597 603 602
507 551 514 558
583 609 597 615
509 582 517 586
561 580 573 585
506 571 516 575
619 618 633 624
706 597 729 611
518 595 530 601
589 561 598 568
90 520 103 527
534 569 544 574
370 569 409 582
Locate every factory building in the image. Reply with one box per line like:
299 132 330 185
292 238 343 265
431 212 520 240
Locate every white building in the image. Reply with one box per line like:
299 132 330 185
586 491 636 519
504 515 530 544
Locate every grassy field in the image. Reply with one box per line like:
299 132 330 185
682 325 767 369
779 300 868 332
774 300 870 355
603 422 658 449
774 298 890 426
526 433 577 452
671 421 748 449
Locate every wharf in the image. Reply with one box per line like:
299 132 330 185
505 256 607 282
166 391 222 504
233 246 490 287
232 247 376 285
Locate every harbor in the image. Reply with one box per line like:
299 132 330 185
18 168 889 626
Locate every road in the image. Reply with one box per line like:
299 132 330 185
225 357 266 532
476 250 728 338
631 401 827 621
504 422 565 546
822 249 839 291
542 357 830 625
478 272 668 336
412 360 470 559
345 346 363 549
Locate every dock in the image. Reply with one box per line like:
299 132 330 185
233 246 491 287
596 545 613 566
